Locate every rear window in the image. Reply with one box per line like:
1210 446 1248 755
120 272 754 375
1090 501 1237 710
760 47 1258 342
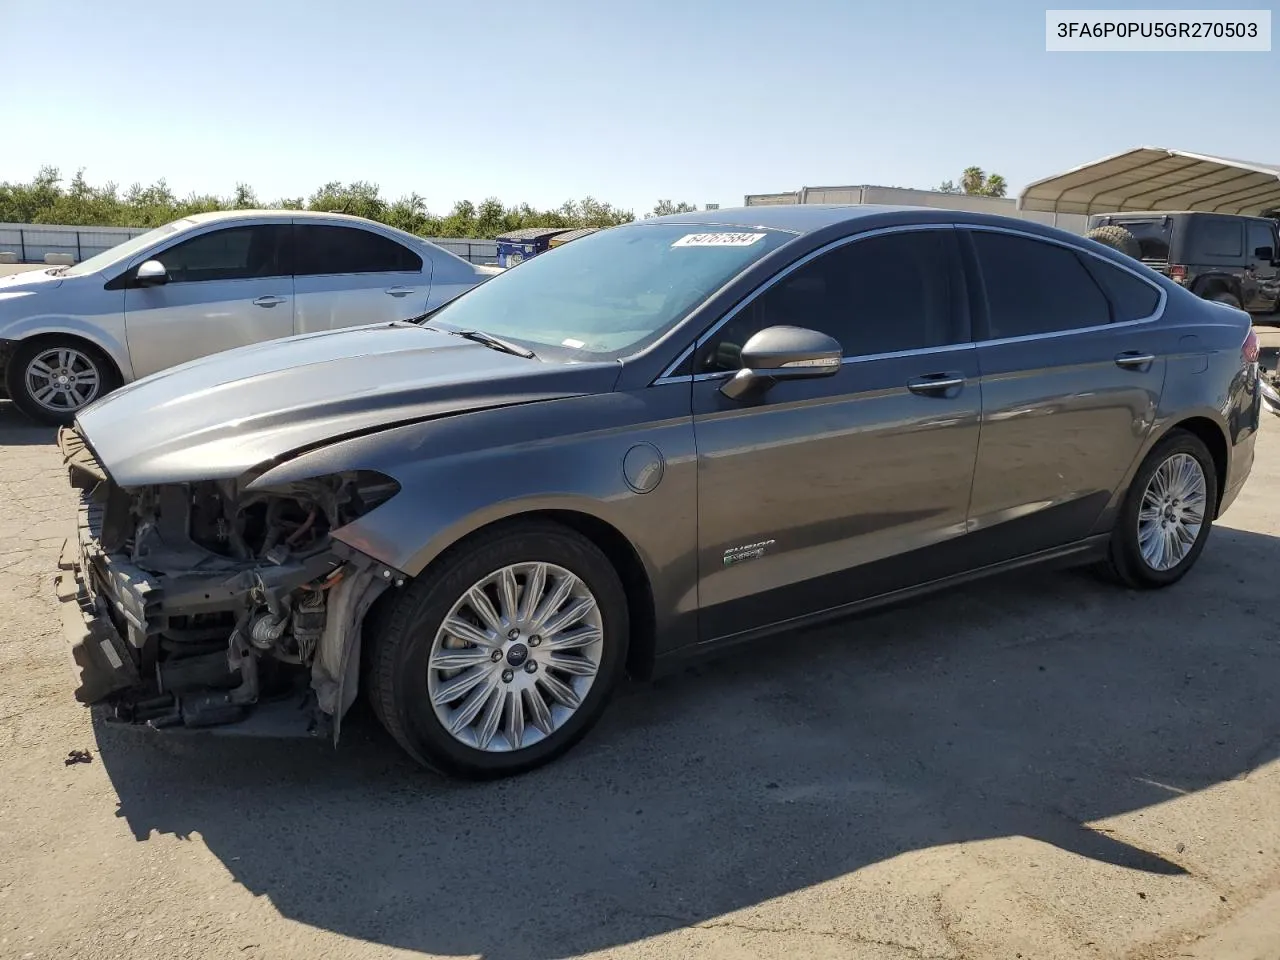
1101 219 1172 260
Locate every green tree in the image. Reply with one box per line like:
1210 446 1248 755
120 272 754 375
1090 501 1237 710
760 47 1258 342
939 166 1008 198
647 199 698 218
0 167 640 239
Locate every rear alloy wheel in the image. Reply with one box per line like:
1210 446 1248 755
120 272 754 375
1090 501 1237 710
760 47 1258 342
1106 430 1218 588
8 338 119 425
367 522 628 778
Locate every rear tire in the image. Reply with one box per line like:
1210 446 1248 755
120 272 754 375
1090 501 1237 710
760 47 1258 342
1207 290 1243 309
366 520 629 778
1104 429 1218 589
6 336 120 426
1085 225 1141 260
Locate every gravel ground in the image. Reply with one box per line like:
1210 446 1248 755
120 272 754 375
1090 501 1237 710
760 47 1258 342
0 393 1277 960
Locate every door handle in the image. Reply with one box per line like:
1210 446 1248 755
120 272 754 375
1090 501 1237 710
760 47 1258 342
906 373 965 396
253 295 287 308
1114 351 1155 370
384 286 413 297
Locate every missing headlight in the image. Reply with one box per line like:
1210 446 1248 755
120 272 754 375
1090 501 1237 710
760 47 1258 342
188 470 400 562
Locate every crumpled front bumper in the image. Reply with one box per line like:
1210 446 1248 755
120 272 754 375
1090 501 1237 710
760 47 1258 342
54 500 145 705
51 426 397 737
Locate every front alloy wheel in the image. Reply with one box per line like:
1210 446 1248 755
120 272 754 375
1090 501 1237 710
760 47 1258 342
367 521 628 778
427 562 605 752
8 337 120 426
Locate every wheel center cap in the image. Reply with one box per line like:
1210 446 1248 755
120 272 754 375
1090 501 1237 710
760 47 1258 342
506 643 529 667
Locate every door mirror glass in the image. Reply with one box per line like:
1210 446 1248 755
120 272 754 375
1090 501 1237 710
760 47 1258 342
1254 245 1275 262
135 259 168 285
720 325 841 400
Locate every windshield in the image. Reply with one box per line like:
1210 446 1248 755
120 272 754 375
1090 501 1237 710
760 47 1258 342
63 220 189 277
424 222 796 359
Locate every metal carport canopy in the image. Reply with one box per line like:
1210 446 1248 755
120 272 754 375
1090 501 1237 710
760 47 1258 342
1018 147 1280 217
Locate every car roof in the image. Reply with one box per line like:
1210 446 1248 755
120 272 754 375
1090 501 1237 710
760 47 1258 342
183 209 387 226
642 204 926 233
641 204 1119 248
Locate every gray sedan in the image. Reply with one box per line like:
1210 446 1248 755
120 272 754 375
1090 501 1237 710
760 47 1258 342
55 205 1260 778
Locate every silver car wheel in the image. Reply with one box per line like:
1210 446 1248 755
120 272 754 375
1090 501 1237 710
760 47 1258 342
427 562 604 752
1137 452 1207 572
23 347 102 412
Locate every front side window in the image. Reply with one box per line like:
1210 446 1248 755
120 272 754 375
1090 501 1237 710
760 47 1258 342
294 225 423 275
154 225 290 283
971 231 1110 338
423 222 796 360
697 230 959 373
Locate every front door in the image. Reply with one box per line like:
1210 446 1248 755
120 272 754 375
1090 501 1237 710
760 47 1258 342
292 223 432 334
962 227 1171 560
123 223 294 379
690 227 981 641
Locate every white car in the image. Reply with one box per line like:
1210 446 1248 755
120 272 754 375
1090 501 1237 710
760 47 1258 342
0 210 500 424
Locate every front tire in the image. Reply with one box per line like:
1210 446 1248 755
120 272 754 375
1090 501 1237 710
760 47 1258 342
7 337 119 426
366 521 629 778
1106 429 1217 589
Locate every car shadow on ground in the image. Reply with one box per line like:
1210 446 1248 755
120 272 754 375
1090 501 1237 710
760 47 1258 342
0 400 59 446
93 526 1280 960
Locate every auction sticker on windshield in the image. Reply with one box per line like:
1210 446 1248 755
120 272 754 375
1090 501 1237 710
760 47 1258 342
672 233 766 247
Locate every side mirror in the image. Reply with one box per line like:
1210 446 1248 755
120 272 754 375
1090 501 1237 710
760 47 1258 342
135 259 168 286
1254 245 1275 262
720 325 842 401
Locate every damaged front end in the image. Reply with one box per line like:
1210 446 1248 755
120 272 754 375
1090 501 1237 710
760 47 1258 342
54 426 401 740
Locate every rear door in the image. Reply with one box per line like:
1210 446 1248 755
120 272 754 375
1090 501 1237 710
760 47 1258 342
962 227 1173 560
123 223 294 378
1245 220 1280 312
292 223 432 333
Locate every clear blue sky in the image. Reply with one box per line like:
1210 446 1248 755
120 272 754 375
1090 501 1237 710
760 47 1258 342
3 0 1276 215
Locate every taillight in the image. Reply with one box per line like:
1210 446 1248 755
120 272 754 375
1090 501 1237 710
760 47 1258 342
1243 328 1259 364
1169 264 1188 284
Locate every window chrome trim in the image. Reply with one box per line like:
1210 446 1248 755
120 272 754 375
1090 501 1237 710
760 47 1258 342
651 219 1171 384
960 223 1168 344
652 223 958 384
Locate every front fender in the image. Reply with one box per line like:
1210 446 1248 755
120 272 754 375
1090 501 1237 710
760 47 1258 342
0 313 134 382
248 387 701 647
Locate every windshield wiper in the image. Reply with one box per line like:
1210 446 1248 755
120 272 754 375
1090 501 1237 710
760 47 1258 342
422 324 536 359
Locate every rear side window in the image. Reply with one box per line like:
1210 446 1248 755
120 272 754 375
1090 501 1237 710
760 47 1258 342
1083 257 1161 322
971 231 1111 339
294 225 423 275
156 225 291 283
1193 219 1243 258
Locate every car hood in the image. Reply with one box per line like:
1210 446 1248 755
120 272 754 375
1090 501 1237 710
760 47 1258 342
76 323 618 486
0 267 64 295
